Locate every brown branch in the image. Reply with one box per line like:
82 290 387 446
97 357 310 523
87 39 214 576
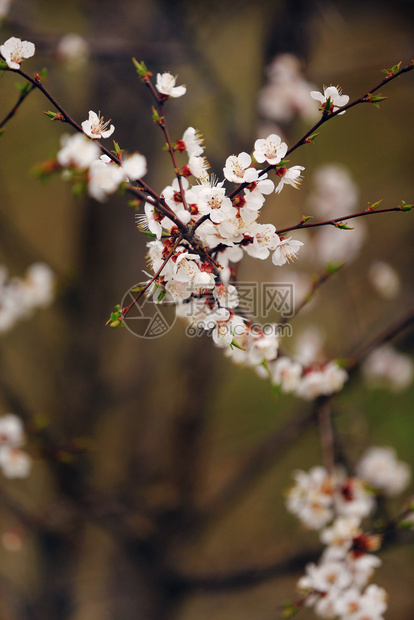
196 407 317 528
226 60 413 201
0 83 36 130
346 308 414 372
170 548 318 593
277 204 409 236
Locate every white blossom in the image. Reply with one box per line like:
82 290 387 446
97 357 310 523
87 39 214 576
223 152 258 184
82 110 115 139
356 446 410 496
56 33 89 67
178 127 204 156
57 133 100 169
362 344 414 392
269 357 302 393
0 37 35 69
272 236 303 266
368 261 400 299
121 153 147 181
156 72 186 98
87 159 124 202
0 446 31 478
275 165 304 193
311 85 350 114
253 134 287 165
0 414 25 447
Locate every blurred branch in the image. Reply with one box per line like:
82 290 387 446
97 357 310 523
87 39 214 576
197 407 316 527
346 307 414 371
171 548 318 593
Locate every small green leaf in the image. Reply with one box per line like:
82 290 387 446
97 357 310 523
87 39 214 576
0 59 7 70
300 215 313 224
44 110 58 120
106 304 124 327
39 68 48 80
334 221 354 230
367 199 383 210
156 289 167 302
152 106 161 123
391 61 402 75
230 339 246 351
15 81 32 94
400 201 414 212
132 58 152 80
306 132 319 142
326 261 344 275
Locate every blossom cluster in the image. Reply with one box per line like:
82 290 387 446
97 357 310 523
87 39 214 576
287 448 411 619
43 59 354 400
0 414 31 478
0 263 55 333
0 36 355 401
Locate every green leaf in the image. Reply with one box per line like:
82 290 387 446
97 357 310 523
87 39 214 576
15 81 31 94
391 61 402 75
326 261 344 275
230 339 246 351
0 59 7 70
44 110 58 120
152 106 161 123
106 304 124 327
367 199 383 210
132 58 152 79
334 221 354 230
400 200 414 212
300 215 313 224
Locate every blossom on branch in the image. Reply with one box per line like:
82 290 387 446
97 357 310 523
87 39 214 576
156 72 186 98
253 133 287 165
121 152 147 181
275 165 305 193
81 110 115 139
0 36 35 69
223 152 258 184
0 414 31 479
310 85 350 115
176 127 204 157
87 159 124 202
57 133 100 169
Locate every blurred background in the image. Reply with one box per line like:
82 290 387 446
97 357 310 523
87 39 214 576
0 0 413 618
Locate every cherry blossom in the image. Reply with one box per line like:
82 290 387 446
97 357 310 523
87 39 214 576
176 127 204 156
156 72 186 98
356 446 410 496
223 152 258 184
87 159 124 202
253 133 288 165
311 85 350 114
57 133 100 169
121 152 148 180
0 36 35 69
81 110 115 139
275 165 305 193
271 236 303 266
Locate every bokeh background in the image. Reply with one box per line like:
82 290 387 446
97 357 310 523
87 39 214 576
0 0 413 619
